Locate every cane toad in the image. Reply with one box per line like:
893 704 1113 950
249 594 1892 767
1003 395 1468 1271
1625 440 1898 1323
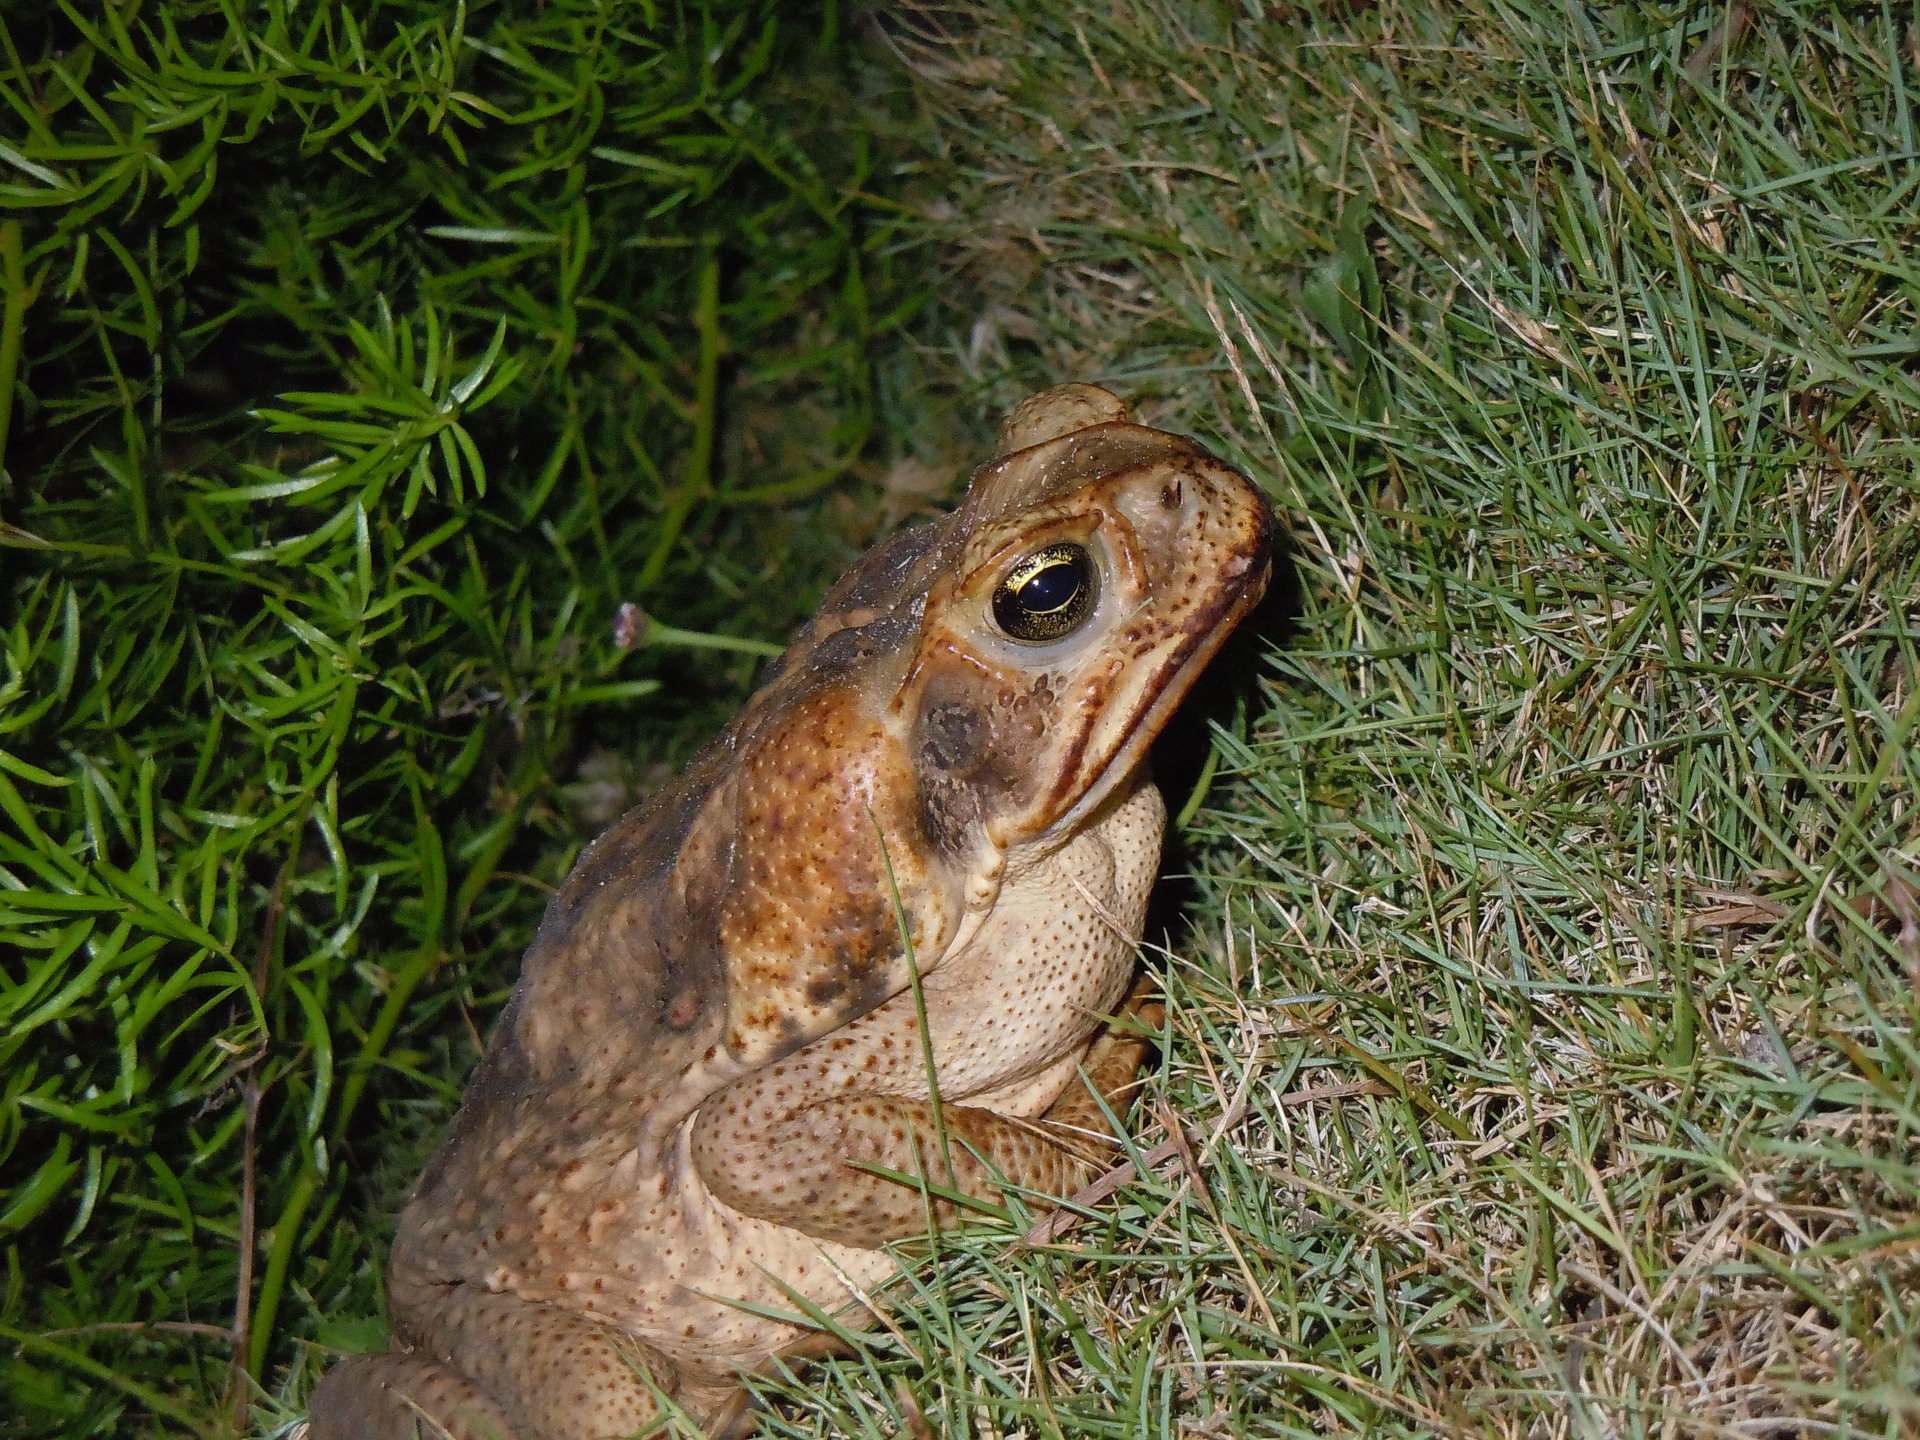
308 385 1274 1439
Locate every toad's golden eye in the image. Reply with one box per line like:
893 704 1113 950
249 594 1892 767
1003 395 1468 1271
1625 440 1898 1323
991 543 1098 644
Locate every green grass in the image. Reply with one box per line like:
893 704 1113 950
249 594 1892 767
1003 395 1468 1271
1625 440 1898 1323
5 0 1919 1436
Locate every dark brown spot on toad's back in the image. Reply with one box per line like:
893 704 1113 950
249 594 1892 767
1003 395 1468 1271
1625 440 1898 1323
664 989 701 1029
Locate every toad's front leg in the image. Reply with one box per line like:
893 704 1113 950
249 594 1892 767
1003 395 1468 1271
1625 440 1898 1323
692 783 1166 1248
688 996 1156 1249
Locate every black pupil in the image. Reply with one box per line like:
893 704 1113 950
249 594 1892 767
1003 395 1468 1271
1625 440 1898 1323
1019 561 1081 615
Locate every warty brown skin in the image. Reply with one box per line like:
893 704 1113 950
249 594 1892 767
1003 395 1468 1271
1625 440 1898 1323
306 384 1275 1439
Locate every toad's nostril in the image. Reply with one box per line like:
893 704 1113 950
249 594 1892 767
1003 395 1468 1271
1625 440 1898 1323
1159 479 1184 511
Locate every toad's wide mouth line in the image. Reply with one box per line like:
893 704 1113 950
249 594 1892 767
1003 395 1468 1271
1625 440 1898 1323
1040 534 1274 840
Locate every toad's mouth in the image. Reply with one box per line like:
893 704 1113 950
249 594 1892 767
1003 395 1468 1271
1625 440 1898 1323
1038 533 1274 843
